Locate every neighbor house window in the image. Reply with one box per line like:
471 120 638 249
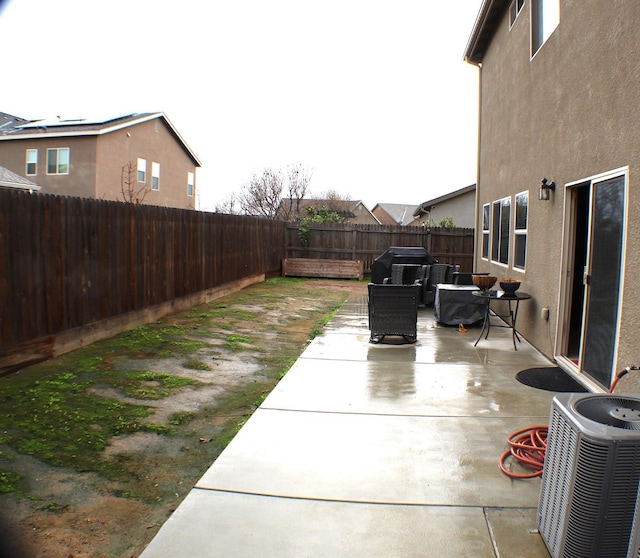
514 191 528 270
46 147 69 175
510 0 525 27
25 149 37 175
187 172 194 197
137 158 146 182
151 162 160 190
482 203 490 259
531 0 559 56
492 197 511 265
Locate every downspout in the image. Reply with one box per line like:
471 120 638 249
465 57 482 272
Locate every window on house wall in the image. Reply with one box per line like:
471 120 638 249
151 162 160 191
531 0 560 56
491 197 511 265
137 158 146 182
514 191 528 270
187 172 194 197
510 0 525 27
25 149 37 175
482 203 490 259
46 148 69 175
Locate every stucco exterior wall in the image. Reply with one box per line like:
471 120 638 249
429 190 476 228
349 203 379 224
96 119 197 209
474 0 640 375
0 136 98 197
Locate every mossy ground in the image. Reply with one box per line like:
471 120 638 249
0 277 366 557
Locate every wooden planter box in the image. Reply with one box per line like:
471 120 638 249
282 258 364 280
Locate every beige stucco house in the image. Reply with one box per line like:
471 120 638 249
465 0 640 392
0 112 201 209
277 198 380 225
413 184 476 228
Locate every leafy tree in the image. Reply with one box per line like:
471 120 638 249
438 217 456 228
297 206 343 247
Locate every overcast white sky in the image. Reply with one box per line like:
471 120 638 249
0 0 482 212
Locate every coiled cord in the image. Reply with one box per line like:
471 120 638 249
499 365 638 479
499 425 548 479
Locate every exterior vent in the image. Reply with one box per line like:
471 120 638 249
538 393 640 558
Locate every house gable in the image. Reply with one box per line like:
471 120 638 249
0 112 200 208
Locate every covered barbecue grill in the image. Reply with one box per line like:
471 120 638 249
370 246 437 284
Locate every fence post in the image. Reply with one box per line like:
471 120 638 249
351 228 357 260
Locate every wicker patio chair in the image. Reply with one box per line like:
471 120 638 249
423 263 456 305
368 283 420 344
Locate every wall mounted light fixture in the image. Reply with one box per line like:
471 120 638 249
539 178 556 201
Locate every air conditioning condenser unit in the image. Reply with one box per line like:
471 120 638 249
538 393 640 558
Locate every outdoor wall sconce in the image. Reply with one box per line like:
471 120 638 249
539 178 556 201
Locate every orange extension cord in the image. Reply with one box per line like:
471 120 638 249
499 365 638 479
499 426 548 479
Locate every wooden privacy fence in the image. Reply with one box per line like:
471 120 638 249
1 191 475 372
285 223 475 273
0 190 285 370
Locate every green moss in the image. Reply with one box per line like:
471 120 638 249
110 371 197 400
0 371 169 472
182 359 212 371
224 334 254 352
169 412 196 426
0 470 22 493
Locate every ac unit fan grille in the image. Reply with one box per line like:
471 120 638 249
576 396 640 430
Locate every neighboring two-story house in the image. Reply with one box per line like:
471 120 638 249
464 0 640 391
0 112 201 209
412 184 476 228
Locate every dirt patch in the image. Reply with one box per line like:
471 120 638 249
0 278 366 557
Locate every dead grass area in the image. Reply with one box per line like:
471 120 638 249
0 277 367 558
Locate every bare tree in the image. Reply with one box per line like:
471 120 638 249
238 164 313 220
238 168 284 218
281 163 312 220
214 194 240 214
316 188 352 213
121 162 150 204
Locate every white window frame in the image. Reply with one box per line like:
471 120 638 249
482 203 490 260
26 149 38 176
509 0 525 28
137 158 147 183
531 0 560 56
46 147 70 175
187 172 194 197
491 197 511 266
151 162 160 191
513 191 528 271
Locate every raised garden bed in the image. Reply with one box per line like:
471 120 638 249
282 258 364 280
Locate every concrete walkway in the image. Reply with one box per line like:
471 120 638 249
141 294 555 557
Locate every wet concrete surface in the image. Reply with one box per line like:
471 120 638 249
141 294 554 557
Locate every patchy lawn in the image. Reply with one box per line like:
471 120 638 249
0 277 366 558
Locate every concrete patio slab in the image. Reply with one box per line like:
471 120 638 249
263 359 555 417
141 490 497 558
141 292 555 557
194 408 545 507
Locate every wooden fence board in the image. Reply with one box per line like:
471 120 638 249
1 190 285 366
1 189 472 371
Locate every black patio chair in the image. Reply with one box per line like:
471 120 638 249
368 283 419 344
